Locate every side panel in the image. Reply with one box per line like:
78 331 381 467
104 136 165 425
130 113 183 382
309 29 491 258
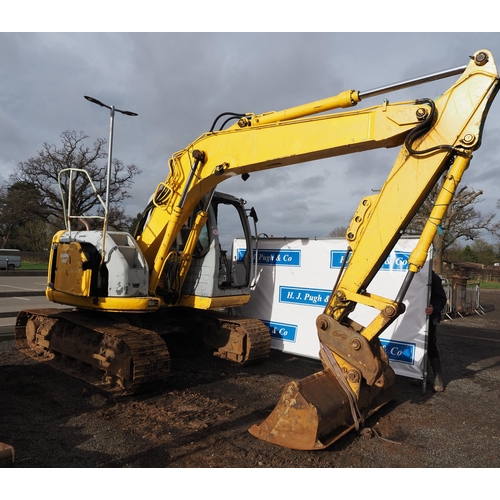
233 237 431 379
53 242 92 296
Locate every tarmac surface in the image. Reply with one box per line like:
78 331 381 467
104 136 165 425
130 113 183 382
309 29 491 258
0 272 67 340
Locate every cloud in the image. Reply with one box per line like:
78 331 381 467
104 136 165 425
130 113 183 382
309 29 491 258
1 33 500 245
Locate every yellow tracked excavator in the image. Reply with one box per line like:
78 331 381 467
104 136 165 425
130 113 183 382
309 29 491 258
16 49 499 450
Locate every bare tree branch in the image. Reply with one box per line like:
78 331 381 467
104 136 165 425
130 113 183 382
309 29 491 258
8 130 141 231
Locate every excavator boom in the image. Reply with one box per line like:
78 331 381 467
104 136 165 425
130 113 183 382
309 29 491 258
250 50 499 449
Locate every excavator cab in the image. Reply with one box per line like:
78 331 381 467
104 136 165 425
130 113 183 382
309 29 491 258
46 166 259 312
177 192 258 303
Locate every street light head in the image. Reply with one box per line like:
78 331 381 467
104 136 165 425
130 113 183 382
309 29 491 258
84 95 107 108
119 110 138 117
85 95 137 116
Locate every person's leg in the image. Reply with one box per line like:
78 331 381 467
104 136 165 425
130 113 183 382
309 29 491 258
428 323 444 392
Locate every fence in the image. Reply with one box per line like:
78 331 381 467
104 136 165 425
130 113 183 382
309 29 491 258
442 276 483 319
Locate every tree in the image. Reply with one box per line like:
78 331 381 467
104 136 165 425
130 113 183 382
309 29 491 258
128 213 143 235
442 242 463 263
13 219 51 253
460 244 478 263
0 181 45 249
9 130 141 232
467 239 500 265
491 199 500 240
329 226 348 238
405 177 496 274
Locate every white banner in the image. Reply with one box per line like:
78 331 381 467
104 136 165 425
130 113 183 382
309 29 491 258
233 237 431 379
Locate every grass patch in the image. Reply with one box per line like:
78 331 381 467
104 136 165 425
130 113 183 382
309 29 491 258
20 262 48 270
479 281 500 290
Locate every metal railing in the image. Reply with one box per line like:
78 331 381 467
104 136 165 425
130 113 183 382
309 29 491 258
441 277 484 319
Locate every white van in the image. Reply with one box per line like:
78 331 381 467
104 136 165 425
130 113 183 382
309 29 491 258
0 249 21 270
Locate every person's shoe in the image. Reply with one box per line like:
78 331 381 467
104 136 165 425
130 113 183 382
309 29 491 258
430 357 444 392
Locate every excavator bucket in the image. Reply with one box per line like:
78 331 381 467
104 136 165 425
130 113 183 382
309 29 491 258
249 367 395 450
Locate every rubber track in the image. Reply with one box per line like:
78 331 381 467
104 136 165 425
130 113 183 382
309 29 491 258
218 317 271 364
16 309 171 395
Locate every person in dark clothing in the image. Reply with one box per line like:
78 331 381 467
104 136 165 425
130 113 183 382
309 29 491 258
426 270 448 392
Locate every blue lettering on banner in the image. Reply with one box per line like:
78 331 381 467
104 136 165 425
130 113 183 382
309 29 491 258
261 320 298 343
236 248 300 266
330 250 351 268
279 286 330 307
330 250 411 271
380 338 415 365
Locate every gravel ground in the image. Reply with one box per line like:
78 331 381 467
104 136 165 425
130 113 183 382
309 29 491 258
1 290 500 469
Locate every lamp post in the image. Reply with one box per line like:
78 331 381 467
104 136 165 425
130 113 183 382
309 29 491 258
84 96 138 256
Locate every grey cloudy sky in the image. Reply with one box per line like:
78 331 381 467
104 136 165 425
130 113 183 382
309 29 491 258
2 32 500 242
